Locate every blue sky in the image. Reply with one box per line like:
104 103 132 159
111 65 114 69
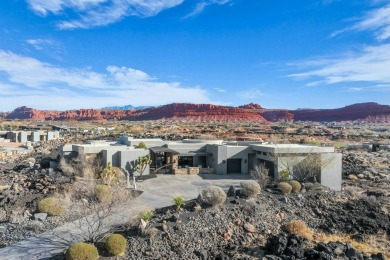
0 0 389 111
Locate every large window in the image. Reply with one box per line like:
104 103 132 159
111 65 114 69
178 156 193 167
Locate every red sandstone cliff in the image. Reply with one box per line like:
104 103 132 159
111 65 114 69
3 102 389 122
134 103 267 122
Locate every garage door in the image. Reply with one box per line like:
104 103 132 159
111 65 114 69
227 159 241 173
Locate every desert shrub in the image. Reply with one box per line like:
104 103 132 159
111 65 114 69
249 163 270 188
95 184 112 203
279 170 290 182
288 180 301 193
106 234 127 256
278 182 292 195
65 242 99 260
38 197 67 216
60 158 75 176
136 142 147 149
348 174 358 181
286 220 312 239
304 182 314 191
202 186 226 206
172 195 185 210
138 210 155 222
240 180 261 198
344 186 363 197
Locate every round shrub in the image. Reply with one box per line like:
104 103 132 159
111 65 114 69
95 184 112 203
288 180 301 193
106 234 127 256
278 182 292 195
65 242 98 260
348 174 358 181
240 180 261 198
38 197 67 216
202 186 226 206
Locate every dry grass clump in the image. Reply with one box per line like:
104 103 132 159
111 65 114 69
106 234 127 256
65 242 99 260
240 180 261 198
286 220 312 240
288 180 301 193
285 220 389 258
38 197 67 216
94 184 112 203
278 182 292 195
202 186 226 206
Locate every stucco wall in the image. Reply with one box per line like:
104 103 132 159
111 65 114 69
119 149 150 176
206 145 227 174
320 153 342 191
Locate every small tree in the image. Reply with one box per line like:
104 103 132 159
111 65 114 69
136 142 147 150
100 162 120 186
136 155 152 177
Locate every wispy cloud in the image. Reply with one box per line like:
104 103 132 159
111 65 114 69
213 87 226 93
339 84 390 92
183 0 230 19
330 3 390 41
289 3 390 87
26 38 65 59
288 44 390 85
26 0 184 29
236 89 263 99
0 50 212 110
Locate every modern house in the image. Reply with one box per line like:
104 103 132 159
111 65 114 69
58 135 342 190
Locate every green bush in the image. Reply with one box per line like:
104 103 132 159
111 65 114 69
65 242 99 260
202 186 226 206
106 234 127 256
240 180 261 198
95 184 112 203
288 180 301 193
278 170 290 182
38 197 67 216
138 210 155 222
136 142 147 149
172 195 185 210
278 182 292 195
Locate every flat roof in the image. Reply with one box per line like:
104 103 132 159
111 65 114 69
250 144 334 153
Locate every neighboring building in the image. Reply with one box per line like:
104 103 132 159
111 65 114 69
58 135 342 190
51 124 78 132
1 131 60 143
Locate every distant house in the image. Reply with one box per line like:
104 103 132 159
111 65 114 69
51 124 78 132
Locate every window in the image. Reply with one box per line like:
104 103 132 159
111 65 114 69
178 156 193 167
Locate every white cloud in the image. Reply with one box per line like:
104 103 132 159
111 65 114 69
331 3 390 41
26 0 184 29
0 50 212 110
288 44 390 85
183 0 230 19
236 89 263 100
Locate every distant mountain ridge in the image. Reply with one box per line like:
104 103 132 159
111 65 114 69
101 105 153 110
1 102 389 123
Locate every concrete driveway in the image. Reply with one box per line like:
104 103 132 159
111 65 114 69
0 174 251 260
